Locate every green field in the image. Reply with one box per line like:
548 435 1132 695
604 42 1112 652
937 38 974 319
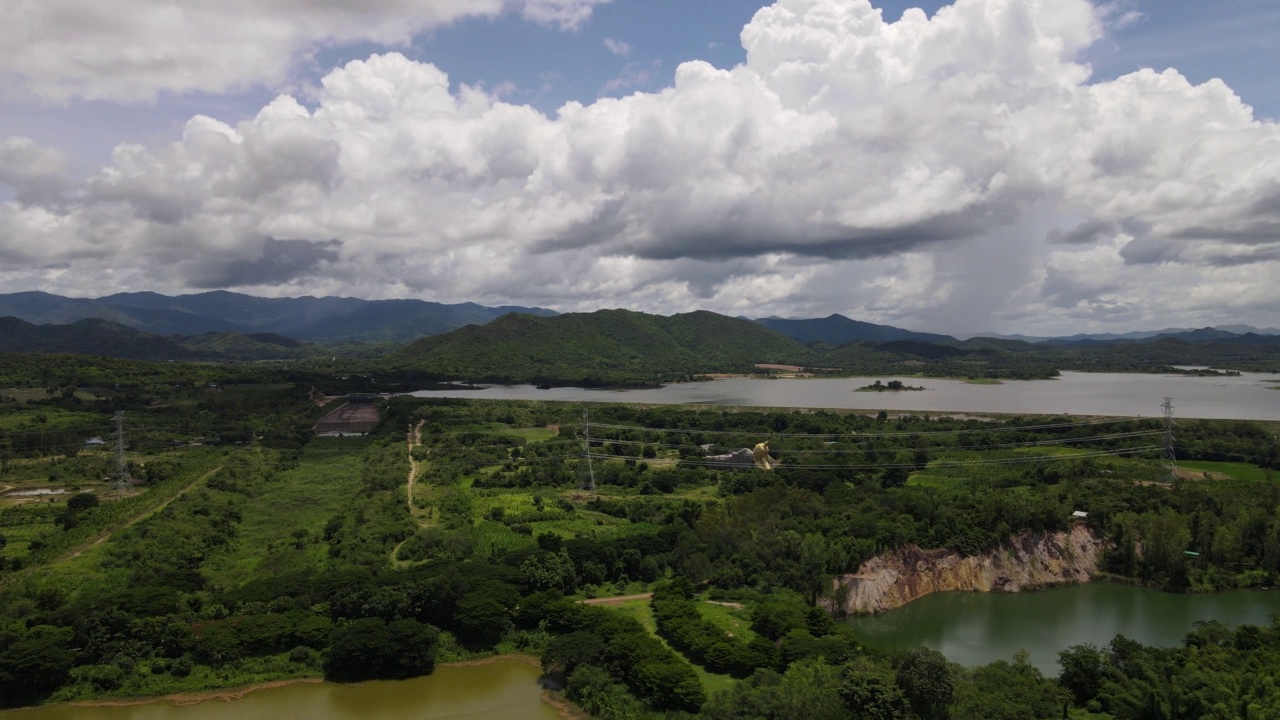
1178 460 1274 483
598 598 736 696
201 438 368 588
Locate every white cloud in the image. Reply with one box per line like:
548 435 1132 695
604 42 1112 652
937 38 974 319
604 38 632 57
0 136 70 204
0 0 611 102
3 0 1279 334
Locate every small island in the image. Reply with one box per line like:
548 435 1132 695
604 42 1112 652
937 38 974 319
856 379 926 392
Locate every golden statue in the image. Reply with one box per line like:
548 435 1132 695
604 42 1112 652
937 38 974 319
753 441 775 471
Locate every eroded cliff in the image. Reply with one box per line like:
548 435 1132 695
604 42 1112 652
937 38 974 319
829 523 1106 615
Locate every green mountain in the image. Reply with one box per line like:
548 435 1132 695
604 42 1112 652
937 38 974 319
0 317 196 360
392 309 812 385
756 313 955 345
0 317 393 362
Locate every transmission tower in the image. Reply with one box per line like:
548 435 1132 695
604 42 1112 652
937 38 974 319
112 411 132 492
578 408 596 495
1162 397 1178 481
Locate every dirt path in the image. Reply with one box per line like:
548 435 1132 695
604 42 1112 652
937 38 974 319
406 420 426 517
71 465 224 558
580 593 653 605
0 464 223 587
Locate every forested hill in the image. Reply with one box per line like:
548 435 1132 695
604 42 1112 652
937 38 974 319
0 317 391 362
757 313 956 345
0 317 196 360
392 309 812 385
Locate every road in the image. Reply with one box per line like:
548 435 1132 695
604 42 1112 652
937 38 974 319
581 593 653 605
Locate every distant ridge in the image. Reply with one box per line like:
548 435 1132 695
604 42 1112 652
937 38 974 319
0 316 379 361
755 314 955 346
983 325 1280 344
0 291 558 343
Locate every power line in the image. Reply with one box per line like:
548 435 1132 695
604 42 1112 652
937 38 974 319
586 445 1164 471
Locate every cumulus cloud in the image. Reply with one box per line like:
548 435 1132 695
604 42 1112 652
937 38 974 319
0 136 69 204
0 0 611 102
2 0 1279 333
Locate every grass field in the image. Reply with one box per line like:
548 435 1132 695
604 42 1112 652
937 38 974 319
599 597 736 697
697 598 757 644
0 407 106 432
201 438 367 588
1178 460 1274 483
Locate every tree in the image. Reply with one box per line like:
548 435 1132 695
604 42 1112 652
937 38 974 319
896 647 954 720
0 625 77 707
453 593 511 648
324 617 438 682
841 660 911 720
1057 643 1107 706
543 631 606 678
67 492 99 512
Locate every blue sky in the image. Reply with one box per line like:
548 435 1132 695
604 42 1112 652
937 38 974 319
1 0 1278 335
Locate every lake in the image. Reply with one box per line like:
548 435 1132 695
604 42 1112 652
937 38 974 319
410 371 1280 420
844 583 1280 674
0 659 562 720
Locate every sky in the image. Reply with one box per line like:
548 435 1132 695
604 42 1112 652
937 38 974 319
1 0 1278 337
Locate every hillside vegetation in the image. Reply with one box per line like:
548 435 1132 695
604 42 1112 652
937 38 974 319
392 309 813 385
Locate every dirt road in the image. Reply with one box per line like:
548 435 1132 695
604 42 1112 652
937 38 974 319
0 464 223 587
580 593 653 605
406 420 423 513
70 465 225 559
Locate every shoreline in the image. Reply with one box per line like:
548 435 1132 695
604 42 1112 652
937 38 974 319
43 654 587 719
69 678 325 708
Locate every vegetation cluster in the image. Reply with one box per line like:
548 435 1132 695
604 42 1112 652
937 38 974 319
0 360 1278 718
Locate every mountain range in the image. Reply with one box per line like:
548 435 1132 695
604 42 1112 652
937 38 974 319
2 292 1279 379
0 291 557 343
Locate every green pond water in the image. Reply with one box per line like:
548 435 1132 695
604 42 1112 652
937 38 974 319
844 583 1280 674
1 659 561 720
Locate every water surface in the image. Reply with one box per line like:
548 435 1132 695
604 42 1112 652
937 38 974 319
2 659 560 720
410 372 1280 420
844 583 1280 674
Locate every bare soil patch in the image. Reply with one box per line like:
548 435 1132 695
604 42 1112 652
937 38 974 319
314 402 380 435
581 593 653 605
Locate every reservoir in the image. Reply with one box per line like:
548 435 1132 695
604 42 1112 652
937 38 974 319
844 583 1280 675
0 658 561 720
410 371 1280 420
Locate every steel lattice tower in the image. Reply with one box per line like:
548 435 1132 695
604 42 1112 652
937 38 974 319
578 408 596 494
1162 397 1178 481
112 411 132 491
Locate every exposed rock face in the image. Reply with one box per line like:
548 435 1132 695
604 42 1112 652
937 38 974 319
829 524 1106 615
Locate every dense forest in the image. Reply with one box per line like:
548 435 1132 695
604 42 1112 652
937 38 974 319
2 360 1279 717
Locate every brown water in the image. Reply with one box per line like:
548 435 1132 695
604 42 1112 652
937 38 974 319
2 660 562 720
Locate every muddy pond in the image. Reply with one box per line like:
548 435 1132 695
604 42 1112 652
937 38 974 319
0 658 562 720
